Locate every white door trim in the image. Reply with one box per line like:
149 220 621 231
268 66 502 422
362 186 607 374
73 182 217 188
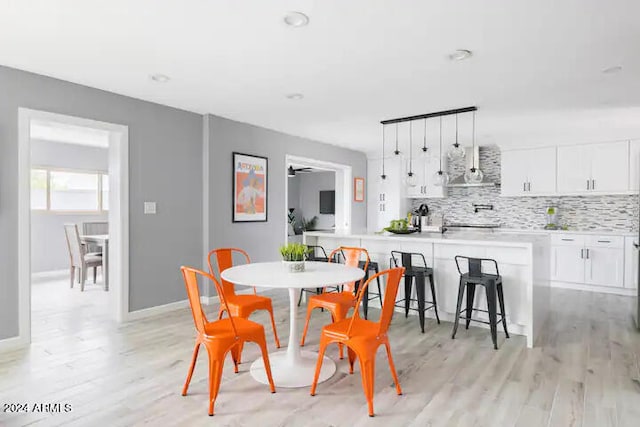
284 155 353 243
16 108 130 349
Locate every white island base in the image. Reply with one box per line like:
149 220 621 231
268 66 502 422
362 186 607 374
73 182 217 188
305 231 551 348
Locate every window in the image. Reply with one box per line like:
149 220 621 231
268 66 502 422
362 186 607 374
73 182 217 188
30 167 108 212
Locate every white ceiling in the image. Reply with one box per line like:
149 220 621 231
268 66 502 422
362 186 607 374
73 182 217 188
2 0 640 155
30 120 110 148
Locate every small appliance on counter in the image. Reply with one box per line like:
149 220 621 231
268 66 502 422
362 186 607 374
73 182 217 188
544 206 559 230
410 204 430 232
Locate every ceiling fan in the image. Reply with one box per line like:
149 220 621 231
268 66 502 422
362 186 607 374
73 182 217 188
287 166 314 177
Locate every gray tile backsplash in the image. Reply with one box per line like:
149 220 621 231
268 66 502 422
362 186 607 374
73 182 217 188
410 146 639 232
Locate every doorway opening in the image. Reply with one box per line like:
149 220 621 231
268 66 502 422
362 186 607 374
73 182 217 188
17 108 129 347
284 155 352 244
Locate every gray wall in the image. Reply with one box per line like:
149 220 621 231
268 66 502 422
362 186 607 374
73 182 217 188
0 65 203 339
299 172 336 230
206 114 367 267
31 140 109 273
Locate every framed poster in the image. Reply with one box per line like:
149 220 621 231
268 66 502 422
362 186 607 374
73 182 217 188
232 152 268 222
354 177 365 202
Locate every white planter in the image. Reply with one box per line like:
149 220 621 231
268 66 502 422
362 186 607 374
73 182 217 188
282 260 305 273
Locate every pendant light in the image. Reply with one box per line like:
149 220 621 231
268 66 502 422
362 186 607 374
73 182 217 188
420 118 429 158
406 121 418 187
447 113 466 161
393 123 400 155
433 117 449 186
379 124 387 183
464 110 484 184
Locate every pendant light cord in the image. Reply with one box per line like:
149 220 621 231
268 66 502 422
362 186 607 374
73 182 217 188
423 118 427 152
381 124 386 177
394 123 399 155
471 111 476 170
439 117 443 171
455 113 459 146
408 121 413 174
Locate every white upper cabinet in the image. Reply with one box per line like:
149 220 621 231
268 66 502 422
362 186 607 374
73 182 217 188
557 141 630 194
501 147 556 196
367 156 406 232
590 141 629 192
629 140 640 191
405 155 446 199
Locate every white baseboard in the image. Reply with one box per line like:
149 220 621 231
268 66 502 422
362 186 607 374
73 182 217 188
126 299 191 321
0 335 29 352
550 281 637 296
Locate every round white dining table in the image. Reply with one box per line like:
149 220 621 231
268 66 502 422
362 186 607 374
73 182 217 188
221 261 365 388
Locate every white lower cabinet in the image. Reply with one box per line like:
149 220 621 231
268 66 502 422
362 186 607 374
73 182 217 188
624 236 639 290
551 233 626 290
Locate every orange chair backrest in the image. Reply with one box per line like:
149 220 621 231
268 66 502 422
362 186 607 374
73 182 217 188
347 267 405 337
328 246 370 294
208 248 251 300
181 266 239 337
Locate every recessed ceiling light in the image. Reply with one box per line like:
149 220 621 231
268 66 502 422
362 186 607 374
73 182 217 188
602 65 622 74
150 73 170 83
448 49 473 61
284 11 309 27
286 93 304 100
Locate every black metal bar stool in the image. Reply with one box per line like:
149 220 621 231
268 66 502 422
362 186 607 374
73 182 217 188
451 256 509 349
357 259 383 320
391 251 440 333
297 245 340 306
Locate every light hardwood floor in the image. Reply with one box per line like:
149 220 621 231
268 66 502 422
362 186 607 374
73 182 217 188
1 276 639 427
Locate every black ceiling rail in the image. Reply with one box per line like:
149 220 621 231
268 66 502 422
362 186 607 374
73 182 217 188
381 106 477 125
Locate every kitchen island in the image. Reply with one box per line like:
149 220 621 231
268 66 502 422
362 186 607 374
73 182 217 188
304 231 551 348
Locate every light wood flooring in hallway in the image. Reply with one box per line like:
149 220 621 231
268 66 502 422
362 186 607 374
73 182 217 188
0 277 639 427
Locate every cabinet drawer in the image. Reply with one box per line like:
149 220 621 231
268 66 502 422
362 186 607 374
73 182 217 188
585 235 624 249
551 234 585 246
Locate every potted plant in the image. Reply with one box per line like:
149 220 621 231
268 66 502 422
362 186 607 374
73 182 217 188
279 243 310 273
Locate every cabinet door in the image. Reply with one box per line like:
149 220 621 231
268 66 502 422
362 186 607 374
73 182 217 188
557 145 590 193
527 147 557 194
630 140 640 192
404 157 424 198
551 245 585 283
590 141 629 192
423 154 446 198
585 247 624 287
366 158 385 232
624 236 639 289
500 150 528 196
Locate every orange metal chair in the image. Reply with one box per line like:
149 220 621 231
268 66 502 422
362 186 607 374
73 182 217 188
180 266 276 416
208 248 281 363
300 246 370 359
310 267 405 417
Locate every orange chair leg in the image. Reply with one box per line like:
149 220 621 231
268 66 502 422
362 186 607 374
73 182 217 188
230 344 241 373
310 336 329 396
267 307 281 348
384 342 403 396
359 356 376 417
300 306 314 347
257 339 276 393
347 347 357 374
182 342 201 396
207 356 225 416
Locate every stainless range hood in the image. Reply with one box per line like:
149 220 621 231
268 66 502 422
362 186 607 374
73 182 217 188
447 147 498 188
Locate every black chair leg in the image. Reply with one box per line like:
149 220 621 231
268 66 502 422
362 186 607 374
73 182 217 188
452 278 466 339
465 283 476 330
363 280 370 320
428 273 440 324
497 283 509 338
403 276 412 318
376 274 383 309
486 280 499 350
415 275 426 333
298 289 304 306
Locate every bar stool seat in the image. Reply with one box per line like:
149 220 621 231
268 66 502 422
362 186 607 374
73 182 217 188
391 251 440 333
452 256 509 349
357 260 383 319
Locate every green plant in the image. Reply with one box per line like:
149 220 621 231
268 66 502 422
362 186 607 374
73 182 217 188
279 243 310 262
301 216 318 231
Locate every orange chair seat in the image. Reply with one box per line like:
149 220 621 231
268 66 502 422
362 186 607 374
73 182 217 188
225 294 273 315
203 317 264 338
322 317 379 341
308 291 355 309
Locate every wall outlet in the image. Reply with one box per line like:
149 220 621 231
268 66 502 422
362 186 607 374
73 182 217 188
144 202 157 215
